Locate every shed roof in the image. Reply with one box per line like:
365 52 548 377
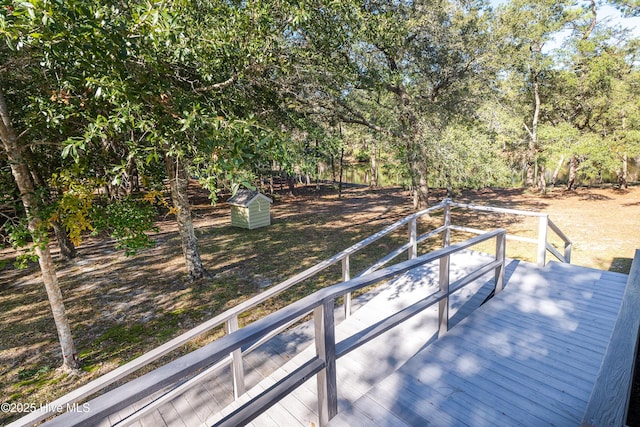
227 189 273 207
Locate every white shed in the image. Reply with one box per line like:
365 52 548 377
228 190 273 229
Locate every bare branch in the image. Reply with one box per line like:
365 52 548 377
196 74 237 92
522 122 534 140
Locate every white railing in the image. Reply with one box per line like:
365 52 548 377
447 201 572 266
37 229 507 427
10 198 571 427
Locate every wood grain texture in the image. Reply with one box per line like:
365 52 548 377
582 249 640 427
100 250 619 427
214 358 324 427
206 250 499 427
315 301 338 425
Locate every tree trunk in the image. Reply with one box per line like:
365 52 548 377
0 89 79 370
618 154 628 189
551 155 565 187
330 153 336 183
164 153 206 280
417 168 429 210
567 155 579 190
524 55 542 188
370 142 378 188
618 116 628 189
407 153 419 210
538 165 547 195
408 166 429 210
287 175 295 195
622 154 628 189
315 139 320 191
526 161 534 187
126 155 139 194
52 221 77 261
338 147 344 198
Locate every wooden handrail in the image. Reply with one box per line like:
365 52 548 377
581 249 640 427
449 200 548 217
39 229 507 427
448 200 572 266
13 198 571 427
548 218 572 263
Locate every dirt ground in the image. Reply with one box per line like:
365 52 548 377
453 186 640 273
1 183 639 425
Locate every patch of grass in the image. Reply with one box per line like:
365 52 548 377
610 257 633 274
97 324 146 347
17 366 50 382
81 364 101 374
15 366 53 389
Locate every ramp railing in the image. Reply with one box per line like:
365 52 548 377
38 229 508 427
10 198 571 427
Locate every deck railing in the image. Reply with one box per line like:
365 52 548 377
581 249 640 427
38 229 507 427
447 201 572 266
11 199 570 427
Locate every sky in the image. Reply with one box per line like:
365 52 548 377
488 1 640 35
489 1 640 51
592 3 640 37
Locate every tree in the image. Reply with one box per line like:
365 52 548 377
609 0 640 16
540 1 640 188
495 0 577 192
38 0 302 280
0 88 79 370
286 0 498 208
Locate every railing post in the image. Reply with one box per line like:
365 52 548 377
495 232 506 294
537 215 548 267
564 242 572 264
408 217 417 260
342 255 352 318
225 316 246 399
438 254 450 336
315 300 338 426
443 202 451 249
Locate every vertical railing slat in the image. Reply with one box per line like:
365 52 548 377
564 242 572 264
443 202 451 248
537 215 548 267
408 217 417 260
315 300 337 426
495 232 506 294
439 201 451 336
226 316 246 399
438 254 450 336
342 256 352 319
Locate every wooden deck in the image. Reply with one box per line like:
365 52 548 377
109 251 628 427
330 261 628 426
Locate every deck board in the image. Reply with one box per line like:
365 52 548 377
330 257 627 426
